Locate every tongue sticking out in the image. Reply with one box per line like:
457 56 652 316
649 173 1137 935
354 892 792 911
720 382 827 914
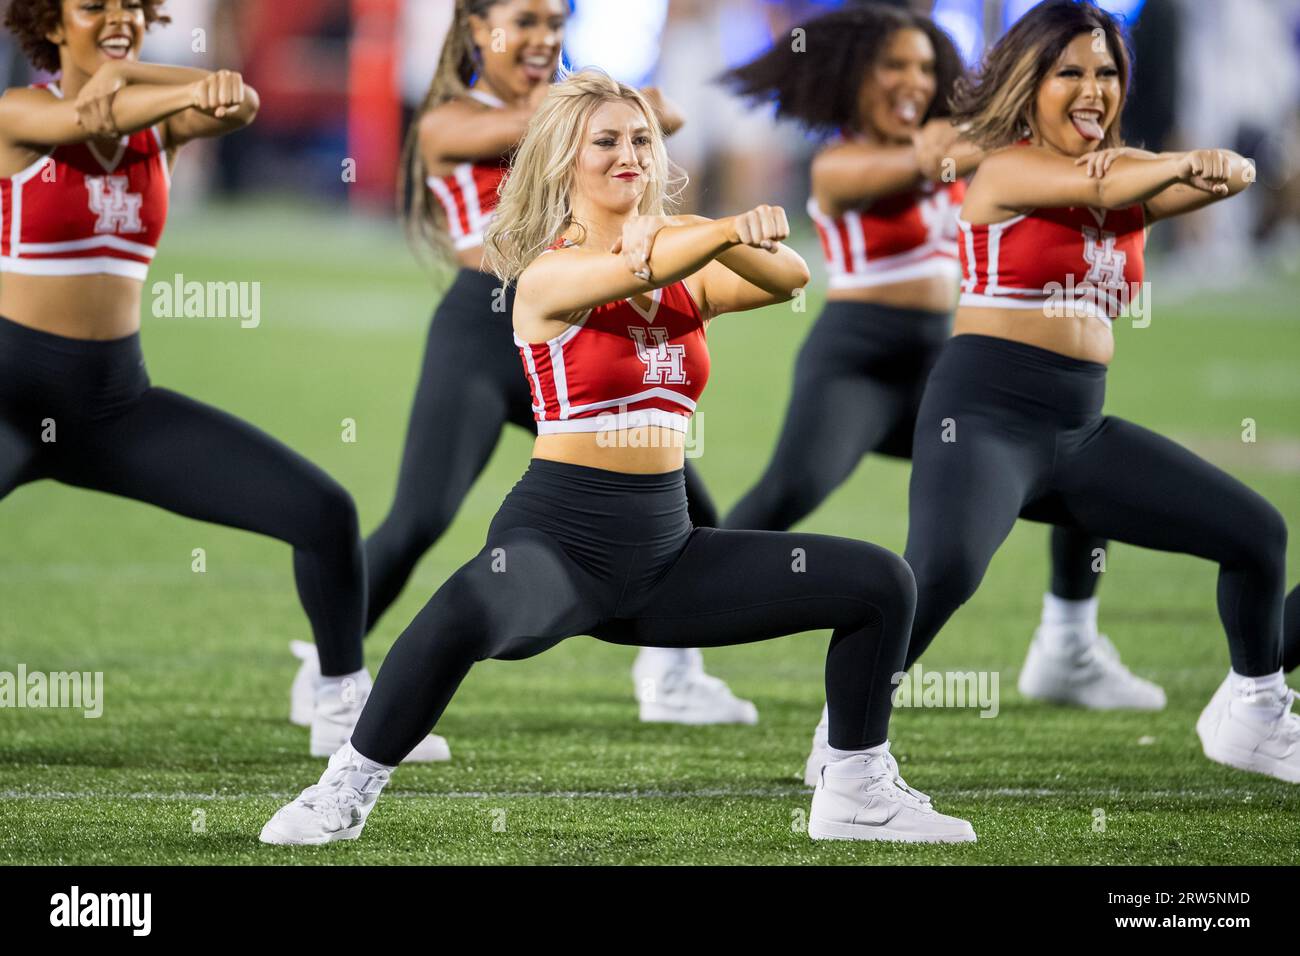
1071 113 1104 142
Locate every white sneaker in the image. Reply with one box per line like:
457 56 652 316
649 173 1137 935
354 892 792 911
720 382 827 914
632 647 758 725
289 640 318 727
1018 629 1166 710
260 744 390 845
808 745 976 843
802 704 829 787
1197 674 1300 783
309 670 452 764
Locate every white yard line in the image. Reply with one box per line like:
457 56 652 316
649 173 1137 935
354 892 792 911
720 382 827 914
0 786 1282 802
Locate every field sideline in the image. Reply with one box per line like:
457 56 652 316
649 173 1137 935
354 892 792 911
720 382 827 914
2 203 1298 865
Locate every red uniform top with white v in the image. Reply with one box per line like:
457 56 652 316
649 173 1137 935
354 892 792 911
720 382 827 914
957 201 1146 325
806 145 966 290
515 243 709 435
1 83 170 281
426 88 512 251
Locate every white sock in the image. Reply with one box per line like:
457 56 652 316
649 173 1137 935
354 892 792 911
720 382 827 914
1041 593 1099 629
1229 668 1285 699
319 667 369 691
827 740 890 763
1229 670 1288 726
636 646 697 672
1039 595 1099 653
345 741 395 775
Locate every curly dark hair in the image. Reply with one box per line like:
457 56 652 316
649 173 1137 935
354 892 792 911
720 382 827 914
4 0 172 74
717 2 965 139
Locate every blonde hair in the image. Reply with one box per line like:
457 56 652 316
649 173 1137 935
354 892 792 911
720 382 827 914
951 0 1130 150
483 69 684 284
400 0 506 264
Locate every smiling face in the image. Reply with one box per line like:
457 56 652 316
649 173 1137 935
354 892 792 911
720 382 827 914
571 99 653 218
49 0 146 77
470 0 566 101
857 27 937 143
1031 31 1122 156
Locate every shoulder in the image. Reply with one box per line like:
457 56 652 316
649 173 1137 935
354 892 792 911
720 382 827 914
970 143 1039 179
0 84 58 123
517 244 588 291
419 96 494 140
417 99 475 162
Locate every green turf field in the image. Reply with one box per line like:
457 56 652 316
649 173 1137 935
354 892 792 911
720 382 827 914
2 203 1298 865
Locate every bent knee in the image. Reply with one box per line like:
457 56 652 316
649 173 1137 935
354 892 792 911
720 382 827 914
1230 495 1288 575
907 545 985 609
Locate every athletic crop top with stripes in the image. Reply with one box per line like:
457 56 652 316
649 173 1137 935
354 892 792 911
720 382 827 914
806 136 965 290
1 82 171 280
426 88 511 251
958 143 1146 325
515 241 709 435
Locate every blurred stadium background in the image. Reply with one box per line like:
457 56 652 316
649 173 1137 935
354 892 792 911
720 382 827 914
2 0 1300 864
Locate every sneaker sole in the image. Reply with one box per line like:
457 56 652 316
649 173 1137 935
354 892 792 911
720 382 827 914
808 818 977 844
1200 732 1300 783
259 822 363 846
1018 673 1165 711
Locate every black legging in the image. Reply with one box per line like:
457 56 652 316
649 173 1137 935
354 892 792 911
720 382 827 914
364 268 719 633
352 459 915 764
0 315 365 675
721 300 1105 600
904 334 1288 675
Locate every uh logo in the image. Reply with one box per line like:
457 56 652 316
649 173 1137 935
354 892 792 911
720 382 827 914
86 175 145 235
628 325 687 385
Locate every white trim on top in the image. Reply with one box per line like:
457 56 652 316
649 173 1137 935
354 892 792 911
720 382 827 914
8 151 54 186
806 196 845 271
568 387 698 416
20 235 157 257
957 291 1115 327
547 336 571 418
516 336 547 421
535 407 691 435
0 255 150 280
842 208 869 273
151 125 172 188
86 136 129 173
453 163 486 236
466 88 506 109
624 286 661 324
827 255 961 290
426 175 468 240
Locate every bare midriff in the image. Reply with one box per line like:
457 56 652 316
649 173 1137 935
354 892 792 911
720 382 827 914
953 305 1114 365
532 429 687 474
0 273 144 339
827 272 958 314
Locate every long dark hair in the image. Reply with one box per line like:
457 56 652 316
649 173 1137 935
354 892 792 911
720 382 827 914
717 2 964 138
951 0 1132 150
401 0 510 262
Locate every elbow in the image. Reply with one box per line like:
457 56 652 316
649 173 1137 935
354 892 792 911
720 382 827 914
789 252 811 292
1094 177 1128 211
238 85 260 127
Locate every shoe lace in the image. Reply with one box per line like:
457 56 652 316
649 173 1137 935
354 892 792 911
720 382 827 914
1277 688 1300 741
298 766 387 829
865 752 933 809
1086 634 1149 686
